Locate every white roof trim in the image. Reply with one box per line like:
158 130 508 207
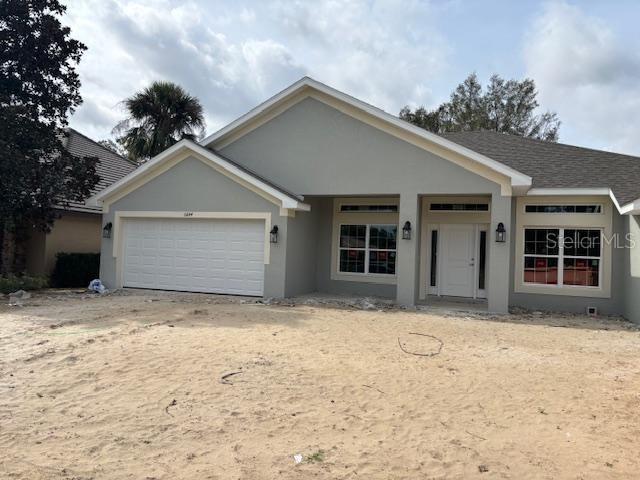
87 139 309 211
200 76 532 190
526 187 638 215
620 197 640 215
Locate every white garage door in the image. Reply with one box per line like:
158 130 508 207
122 218 265 296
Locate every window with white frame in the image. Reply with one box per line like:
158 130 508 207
524 204 602 214
339 224 397 275
523 228 601 287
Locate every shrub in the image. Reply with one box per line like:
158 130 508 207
0 274 49 294
50 253 100 288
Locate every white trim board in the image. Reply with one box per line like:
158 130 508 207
86 139 310 214
200 77 533 196
527 188 638 216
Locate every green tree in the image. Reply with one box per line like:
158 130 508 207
0 0 98 274
114 81 205 161
400 73 560 141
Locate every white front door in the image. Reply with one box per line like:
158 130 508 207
440 224 475 297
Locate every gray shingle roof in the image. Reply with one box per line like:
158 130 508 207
62 129 137 213
210 148 304 202
439 130 640 205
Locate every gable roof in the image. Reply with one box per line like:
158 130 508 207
200 76 533 195
87 139 310 212
63 129 137 213
440 130 640 208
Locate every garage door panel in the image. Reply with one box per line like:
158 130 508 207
123 218 265 296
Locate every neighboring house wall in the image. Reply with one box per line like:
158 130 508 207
99 156 289 297
25 211 101 275
624 215 640 322
509 197 627 316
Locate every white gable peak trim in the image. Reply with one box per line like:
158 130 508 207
200 76 532 195
86 139 310 213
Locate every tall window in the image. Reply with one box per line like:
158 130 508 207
524 228 601 287
339 224 397 275
478 231 487 290
429 230 438 287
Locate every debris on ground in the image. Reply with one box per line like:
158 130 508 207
262 295 396 312
305 450 326 463
165 399 177 416
478 464 489 473
398 332 444 357
220 371 243 385
88 279 108 294
293 454 303 464
8 289 31 306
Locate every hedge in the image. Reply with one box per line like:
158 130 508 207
50 252 100 288
0 274 49 294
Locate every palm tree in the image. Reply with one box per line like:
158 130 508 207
114 81 205 161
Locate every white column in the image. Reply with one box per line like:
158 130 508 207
487 193 512 313
396 193 420 306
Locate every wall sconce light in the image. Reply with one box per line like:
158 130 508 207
496 222 506 243
402 221 412 240
102 222 112 239
270 225 279 243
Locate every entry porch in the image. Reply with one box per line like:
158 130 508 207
294 192 512 313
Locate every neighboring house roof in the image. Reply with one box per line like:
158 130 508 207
200 76 533 196
440 130 640 208
87 139 310 213
63 129 137 213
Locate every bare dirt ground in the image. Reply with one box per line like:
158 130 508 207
1 290 639 480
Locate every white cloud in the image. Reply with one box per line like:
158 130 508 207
524 1 640 154
64 0 449 141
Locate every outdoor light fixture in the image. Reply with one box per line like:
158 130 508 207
402 221 412 240
102 222 112 239
270 225 279 243
496 222 506 243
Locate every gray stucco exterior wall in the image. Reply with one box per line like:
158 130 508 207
283 205 318 297
99 156 289 297
220 97 502 198
623 215 640 322
219 97 509 309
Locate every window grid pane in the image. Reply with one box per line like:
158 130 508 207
524 257 559 285
339 249 365 273
340 224 366 248
369 250 396 274
524 228 559 256
563 258 599 287
563 229 601 258
369 225 397 250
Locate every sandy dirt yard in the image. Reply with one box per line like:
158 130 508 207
1 290 639 480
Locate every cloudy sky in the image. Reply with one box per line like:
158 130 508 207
64 0 640 155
